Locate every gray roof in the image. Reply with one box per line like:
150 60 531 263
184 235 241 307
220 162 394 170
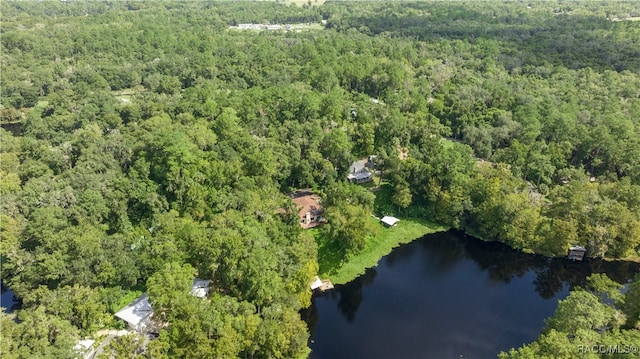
190 279 211 298
349 161 366 173
115 293 152 327
348 171 372 180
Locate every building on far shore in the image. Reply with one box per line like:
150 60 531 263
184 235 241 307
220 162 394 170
567 245 586 261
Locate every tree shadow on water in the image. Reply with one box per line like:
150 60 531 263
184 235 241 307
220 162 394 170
336 267 377 322
431 230 640 299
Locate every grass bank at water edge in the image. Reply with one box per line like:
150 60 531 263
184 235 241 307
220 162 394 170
314 217 448 285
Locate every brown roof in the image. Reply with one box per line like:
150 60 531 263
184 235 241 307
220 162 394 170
292 194 323 229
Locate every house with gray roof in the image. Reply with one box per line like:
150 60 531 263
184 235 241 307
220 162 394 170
347 158 373 183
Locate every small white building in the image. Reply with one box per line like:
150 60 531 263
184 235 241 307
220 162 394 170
309 276 333 292
381 216 400 227
310 276 323 290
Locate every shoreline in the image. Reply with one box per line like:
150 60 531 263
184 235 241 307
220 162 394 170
316 217 449 285
316 219 640 287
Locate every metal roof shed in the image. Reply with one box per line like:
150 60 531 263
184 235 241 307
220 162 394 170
381 216 400 227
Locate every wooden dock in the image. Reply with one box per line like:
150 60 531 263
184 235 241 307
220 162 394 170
311 276 334 292
568 245 586 261
319 279 334 292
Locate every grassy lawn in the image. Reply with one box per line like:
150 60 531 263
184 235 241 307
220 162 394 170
315 217 447 285
314 183 449 285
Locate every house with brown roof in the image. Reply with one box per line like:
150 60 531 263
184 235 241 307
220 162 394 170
291 191 324 229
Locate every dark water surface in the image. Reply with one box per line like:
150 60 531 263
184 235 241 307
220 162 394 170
1 281 20 313
302 230 640 359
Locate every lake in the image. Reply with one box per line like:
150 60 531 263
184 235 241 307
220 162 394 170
302 230 640 359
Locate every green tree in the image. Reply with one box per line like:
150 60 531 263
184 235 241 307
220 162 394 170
0 307 79 359
544 290 618 336
147 262 196 321
22 284 110 334
321 203 378 259
621 274 640 329
98 334 146 359
392 181 412 212
253 306 311 359
320 129 354 175
585 273 625 307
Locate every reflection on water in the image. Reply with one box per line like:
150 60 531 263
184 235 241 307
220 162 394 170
303 230 640 359
336 267 376 322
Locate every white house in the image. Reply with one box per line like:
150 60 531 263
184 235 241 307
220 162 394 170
347 159 373 183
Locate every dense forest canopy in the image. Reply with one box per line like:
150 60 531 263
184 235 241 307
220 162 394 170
1 1 640 358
